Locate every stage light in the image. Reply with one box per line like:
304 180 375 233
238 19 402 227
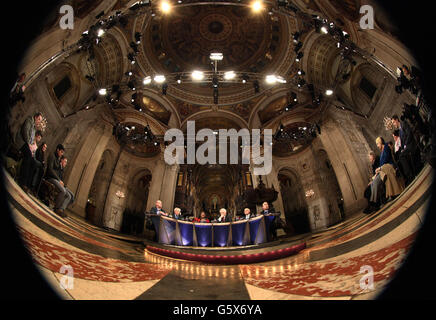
97 29 105 37
325 89 334 96
242 74 249 84
210 53 223 61
154 75 166 83
143 76 152 85
320 26 328 34
266 75 277 84
192 71 204 81
160 1 172 14
224 71 236 80
276 76 287 84
135 32 142 44
98 88 107 96
251 1 264 13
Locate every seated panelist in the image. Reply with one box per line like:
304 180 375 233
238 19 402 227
217 208 232 223
172 208 183 220
243 208 252 220
194 211 210 223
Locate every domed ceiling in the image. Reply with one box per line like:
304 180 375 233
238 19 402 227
138 4 292 102
146 5 281 74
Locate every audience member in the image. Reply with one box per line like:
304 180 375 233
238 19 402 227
17 113 43 192
392 114 421 185
30 141 47 195
364 152 380 211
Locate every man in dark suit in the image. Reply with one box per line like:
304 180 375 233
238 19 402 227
17 112 43 192
217 208 232 223
364 151 380 213
243 208 252 220
392 114 421 186
172 208 183 220
149 200 167 216
260 202 278 240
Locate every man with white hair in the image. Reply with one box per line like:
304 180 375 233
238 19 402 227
150 200 167 216
217 208 232 223
172 207 182 220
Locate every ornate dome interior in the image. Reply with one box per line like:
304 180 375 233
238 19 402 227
2 0 435 301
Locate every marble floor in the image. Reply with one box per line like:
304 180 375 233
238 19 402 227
3 165 433 300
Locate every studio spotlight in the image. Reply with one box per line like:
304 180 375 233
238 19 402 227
154 75 166 84
143 76 152 85
296 52 304 61
224 71 236 80
325 89 334 96
192 71 204 81
135 32 142 44
251 1 264 13
210 53 224 61
98 88 107 96
128 81 136 91
242 74 250 84
160 1 172 14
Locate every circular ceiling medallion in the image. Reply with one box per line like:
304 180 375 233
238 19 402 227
199 14 233 42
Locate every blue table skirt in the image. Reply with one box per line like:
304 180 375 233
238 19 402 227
154 215 273 247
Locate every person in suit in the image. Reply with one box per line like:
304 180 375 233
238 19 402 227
217 208 232 223
194 211 210 223
243 208 252 220
150 200 167 216
31 141 47 195
392 114 421 186
172 208 183 220
364 151 380 213
17 112 43 192
260 202 278 240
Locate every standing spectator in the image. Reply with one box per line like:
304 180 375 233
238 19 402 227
392 114 421 185
31 141 47 195
17 113 43 192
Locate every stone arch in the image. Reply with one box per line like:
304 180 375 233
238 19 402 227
315 148 344 225
303 33 341 89
277 167 310 235
87 149 116 226
181 110 249 131
349 63 388 117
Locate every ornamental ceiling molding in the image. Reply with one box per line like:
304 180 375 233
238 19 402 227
248 87 311 128
113 108 168 135
312 0 361 45
180 109 249 131
130 5 297 106
140 88 182 127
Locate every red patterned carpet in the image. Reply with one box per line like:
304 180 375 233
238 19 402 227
4 165 432 300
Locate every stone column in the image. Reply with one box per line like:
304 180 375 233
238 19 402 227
159 163 179 213
318 119 367 215
66 124 111 218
